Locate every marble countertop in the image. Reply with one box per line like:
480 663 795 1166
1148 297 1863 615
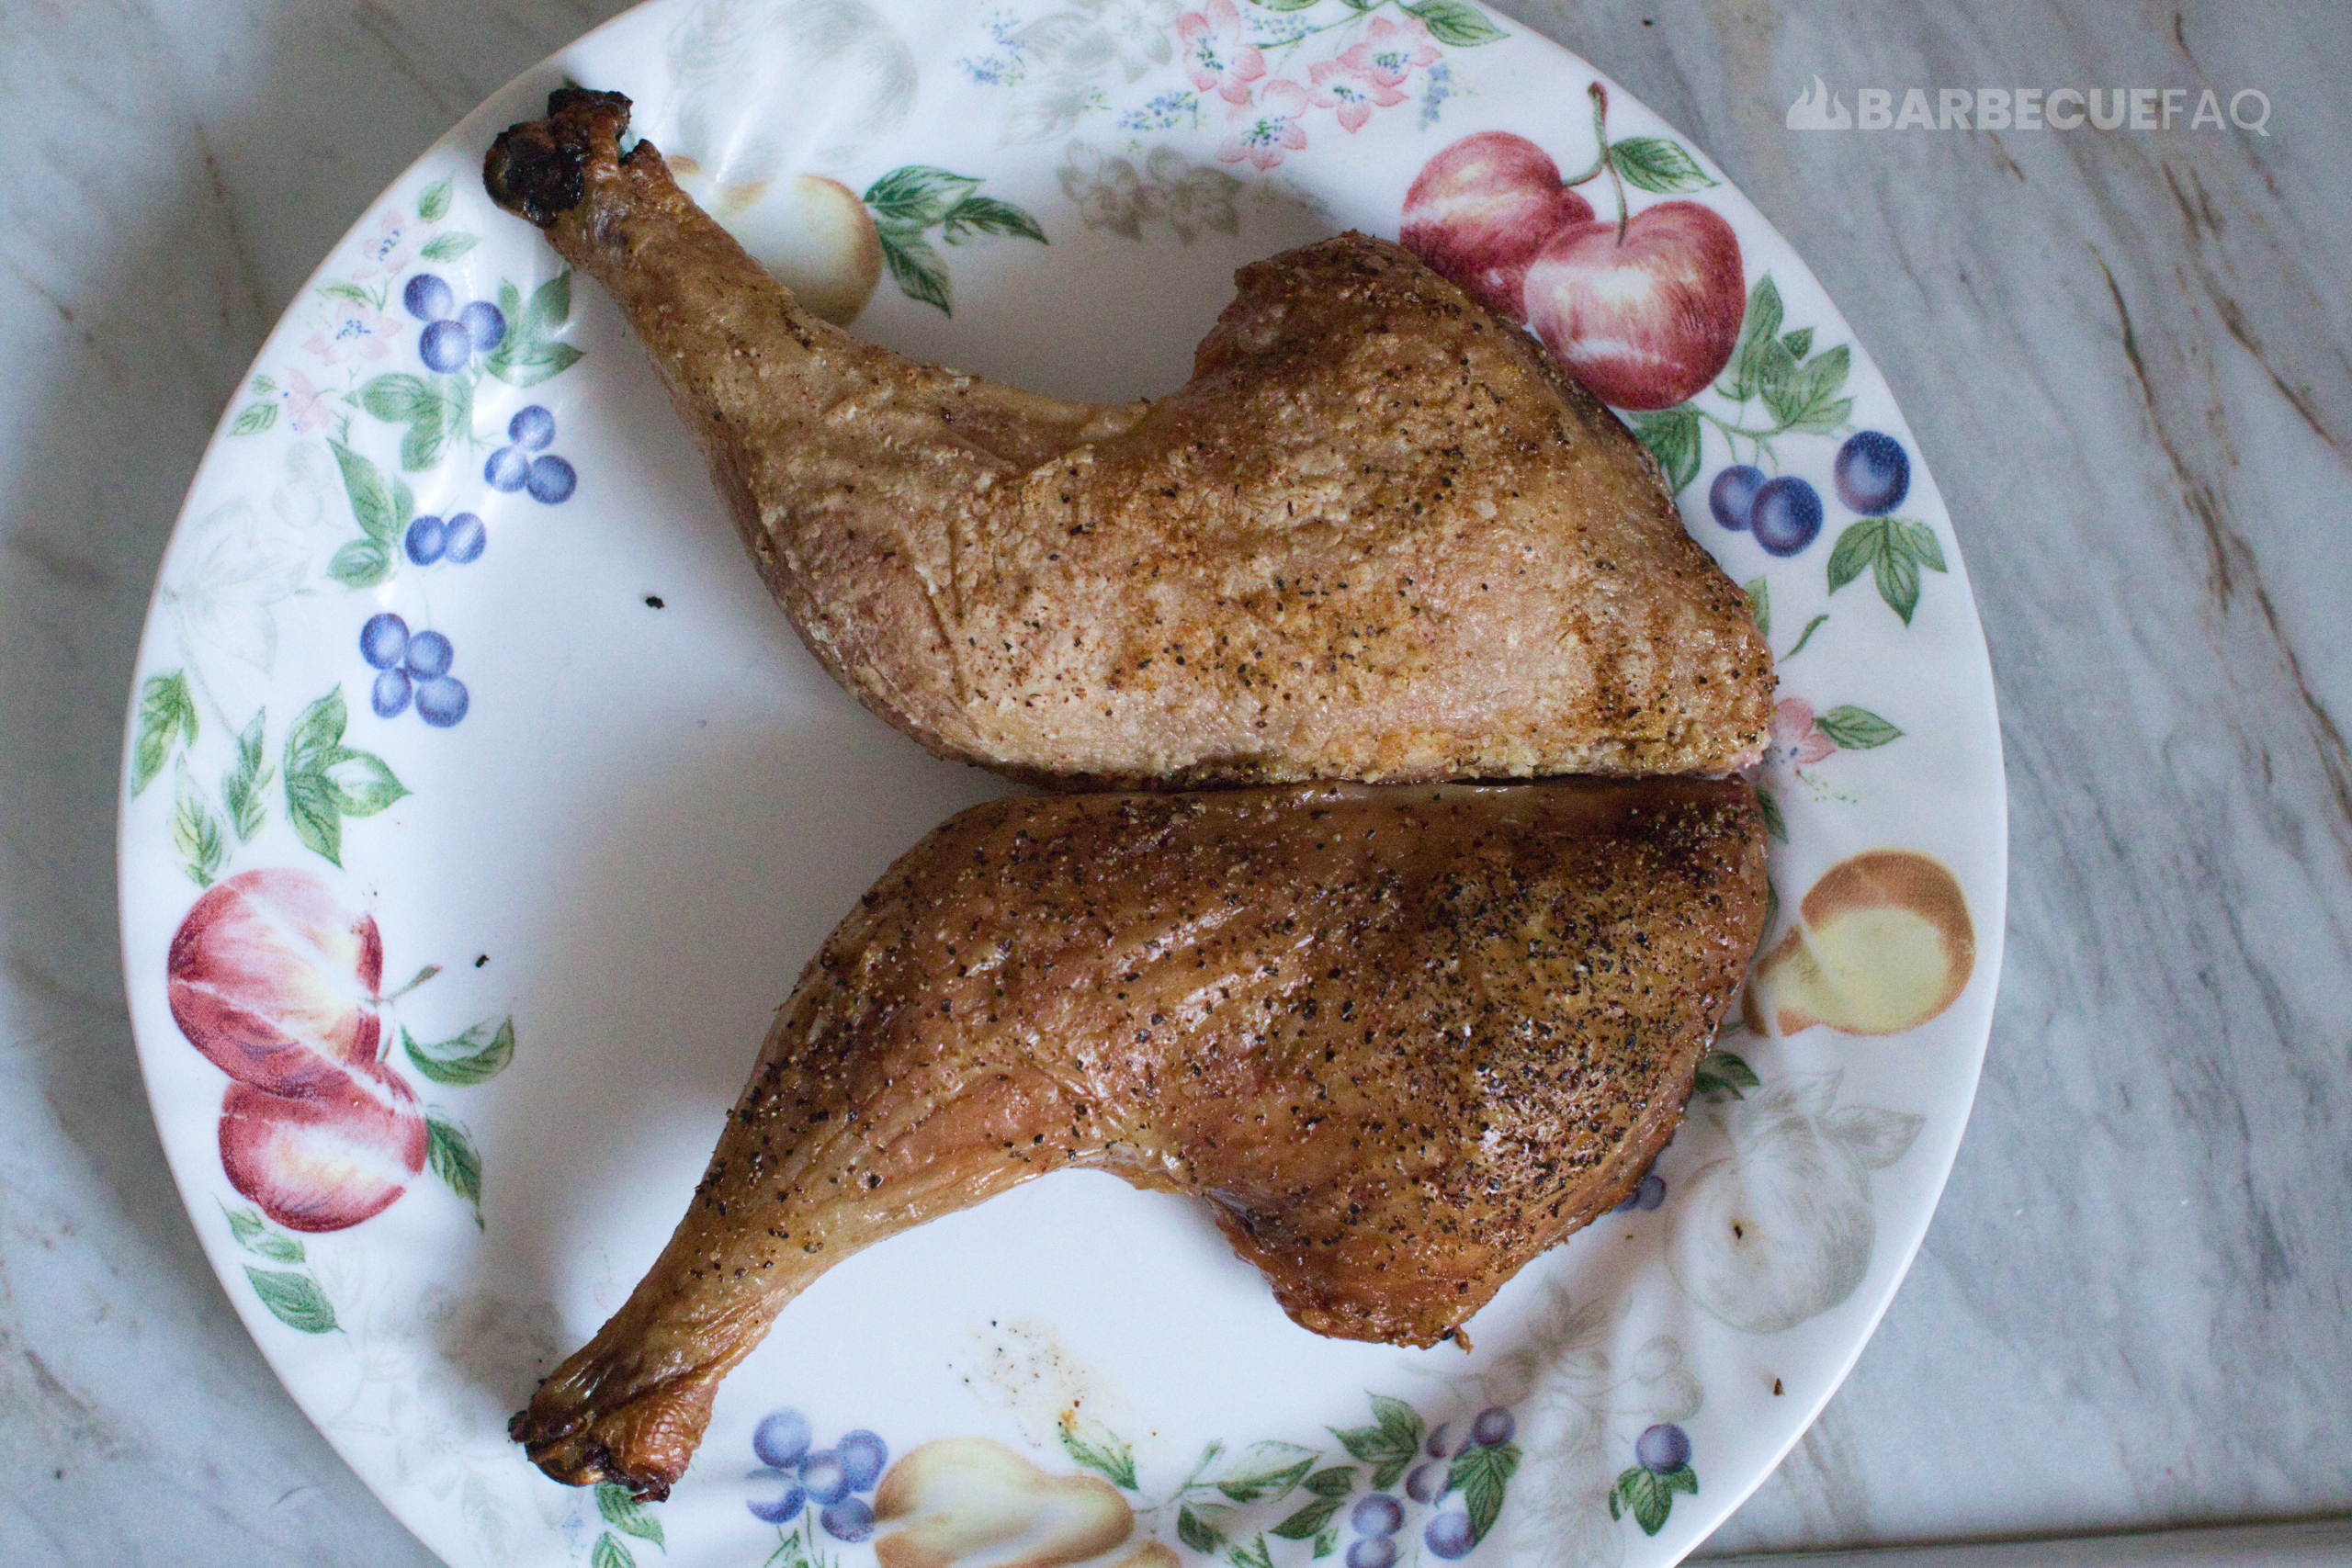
2 0 2346 1562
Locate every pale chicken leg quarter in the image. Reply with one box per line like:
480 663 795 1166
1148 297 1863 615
507 779 1767 1497
483 90 1772 787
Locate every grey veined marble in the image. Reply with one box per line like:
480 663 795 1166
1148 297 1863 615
1 1 2346 1564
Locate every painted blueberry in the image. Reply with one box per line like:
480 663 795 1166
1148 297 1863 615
1834 431 1909 514
413 674 469 728
800 1450 853 1506
509 405 557 450
370 667 413 718
404 514 447 566
1634 1173 1667 1212
458 300 507 354
402 274 454 322
359 612 409 670
1750 476 1824 558
403 629 454 679
1351 1495 1404 1537
745 1471 807 1525
1347 1537 1398 1568
837 1430 888 1491
753 1409 813 1471
1424 1512 1477 1560
821 1498 876 1543
443 512 486 564
1405 1461 1444 1504
419 318 472 374
1708 465 1766 532
1470 1407 1515 1448
1424 1423 1451 1459
1635 1423 1691 1474
484 446 531 491
526 454 578 504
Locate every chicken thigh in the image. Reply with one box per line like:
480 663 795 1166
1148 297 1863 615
509 779 1767 1496
484 90 1772 786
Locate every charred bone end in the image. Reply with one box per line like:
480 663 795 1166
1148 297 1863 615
485 87 637 227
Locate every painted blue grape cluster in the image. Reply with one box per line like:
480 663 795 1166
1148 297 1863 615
747 1407 888 1542
1611 1171 1667 1213
404 509 485 567
403 272 506 375
486 404 576 504
360 612 469 727
1708 429 1909 558
1402 1406 1514 1560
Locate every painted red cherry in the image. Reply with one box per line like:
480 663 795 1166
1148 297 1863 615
1522 201 1745 411
219 1062 428 1233
168 868 383 1092
1401 132 1595 322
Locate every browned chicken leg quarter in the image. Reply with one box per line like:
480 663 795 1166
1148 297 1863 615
484 90 1773 787
508 779 1768 1497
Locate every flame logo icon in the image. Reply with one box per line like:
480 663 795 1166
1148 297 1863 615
1785 75 1853 130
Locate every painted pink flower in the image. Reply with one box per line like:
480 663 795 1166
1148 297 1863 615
1307 56 1408 131
350 209 420 280
283 368 329 433
1177 0 1265 106
1335 15 1440 89
303 300 401 367
1216 80 1309 170
1771 697 1838 767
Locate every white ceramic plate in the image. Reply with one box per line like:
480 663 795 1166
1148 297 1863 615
119 4 2005 1565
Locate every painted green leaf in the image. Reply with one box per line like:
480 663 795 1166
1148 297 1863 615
1827 516 1945 624
1691 1048 1760 1101
422 231 480 262
864 166 985 230
1763 344 1851 434
1271 1495 1347 1540
224 1206 307 1263
1815 705 1902 750
1610 1464 1690 1534
281 689 408 864
1402 0 1505 46
222 709 270 841
1178 1506 1227 1554
404 1017 517 1087
1313 1528 1340 1559
1302 1466 1358 1498
1757 786 1788 844
1724 276 1784 401
942 194 1049 246
426 1111 485 1225
1744 576 1770 636
173 762 227 887
519 270 573 338
416 175 454 222
331 440 404 547
877 226 954 315
597 1483 666 1546
324 750 410 816
1216 1441 1318 1504
488 339 584 389
132 671 198 795
318 280 373 307
1250 0 1323 9
592 1532 639 1568
1445 1441 1519 1542
1610 137 1714 194
245 1266 337 1333
361 373 432 423
1781 326 1814 360
1060 1419 1139 1490
1332 1393 1423 1490
1227 1533 1275 1568
1629 405 1701 494
328 537 394 589
231 401 277 435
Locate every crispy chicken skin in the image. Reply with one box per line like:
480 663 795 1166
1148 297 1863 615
484 90 1772 786
508 779 1768 1496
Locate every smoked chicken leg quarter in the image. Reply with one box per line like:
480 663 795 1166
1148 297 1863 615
505 781 1769 1498
484 89 1773 786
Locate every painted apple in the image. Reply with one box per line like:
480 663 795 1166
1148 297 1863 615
220 1063 428 1232
1522 201 1745 411
1400 132 1595 322
168 868 383 1093
670 159 884 326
